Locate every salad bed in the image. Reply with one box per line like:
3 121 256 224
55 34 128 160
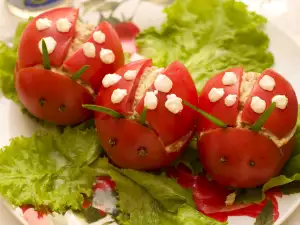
1 0 300 225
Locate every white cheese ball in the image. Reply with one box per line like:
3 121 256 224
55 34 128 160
154 74 173 93
250 96 266 114
83 42 96 58
36 18 52 31
124 70 137 81
38 37 57 54
93 31 106 44
144 91 158 110
208 88 225 102
111 89 127 104
56 18 72 33
259 75 276 91
272 95 288 110
165 94 183 114
100 48 115 64
102 74 122 88
222 72 237 86
224 94 237 107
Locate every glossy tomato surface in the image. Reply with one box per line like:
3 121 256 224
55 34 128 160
197 68 298 188
16 7 124 125
94 59 198 169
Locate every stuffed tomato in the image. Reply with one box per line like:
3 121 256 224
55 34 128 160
91 59 198 169
15 7 124 125
197 68 298 188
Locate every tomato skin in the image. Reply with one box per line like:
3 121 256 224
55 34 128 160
16 7 126 125
95 59 152 119
94 60 197 169
63 21 124 91
241 69 298 138
95 117 167 169
198 128 286 188
198 68 243 132
15 67 93 125
135 61 198 146
197 68 298 188
18 7 79 69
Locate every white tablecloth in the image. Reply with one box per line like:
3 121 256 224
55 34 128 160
0 0 300 224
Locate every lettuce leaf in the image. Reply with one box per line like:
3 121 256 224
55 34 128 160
0 127 102 213
235 108 300 203
254 200 273 225
0 20 29 103
137 0 274 90
0 42 18 103
92 158 225 225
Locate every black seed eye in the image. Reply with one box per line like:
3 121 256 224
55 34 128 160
220 157 227 164
137 147 147 157
39 98 46 106
58 104 66 112
249 160 255 167
108 138 117 147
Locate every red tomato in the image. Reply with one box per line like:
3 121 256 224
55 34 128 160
94 59 198 169
15 67 93 125
197 68 298 188
168 165 280 223
16 7 124 125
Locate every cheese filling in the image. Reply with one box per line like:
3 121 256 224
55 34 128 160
237 72 293 147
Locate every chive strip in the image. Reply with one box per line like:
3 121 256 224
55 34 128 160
140 107 148 125
72 65 89 80
42 39 51 70
183 100 227 128
82 104 124 119
249 102 276 132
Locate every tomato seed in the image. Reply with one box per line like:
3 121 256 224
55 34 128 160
39 98 46 106
58 104 66 112
220 157 227 164
108 138 117 147
137 147 147 157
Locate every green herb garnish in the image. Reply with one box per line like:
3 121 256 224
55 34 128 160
82 104 124 119
140 107 148 125
250 102 276 132
183 100 227 128
72 65 89 80
41 39 51 70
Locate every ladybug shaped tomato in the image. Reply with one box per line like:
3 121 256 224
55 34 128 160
15 7 124 125
88 59 198 169
197 68 298 188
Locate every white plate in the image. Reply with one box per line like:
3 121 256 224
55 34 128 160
1 1 300 225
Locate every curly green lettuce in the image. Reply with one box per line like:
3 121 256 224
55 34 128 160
0 127 102 213
137 0 274 90
0 20 29 103
92 158 225 225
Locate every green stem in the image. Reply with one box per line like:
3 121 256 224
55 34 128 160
183 100 227 128
72 65 89 80
42 39 51 70
140 107 147 125
249 102 276 132
82 105 124 119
